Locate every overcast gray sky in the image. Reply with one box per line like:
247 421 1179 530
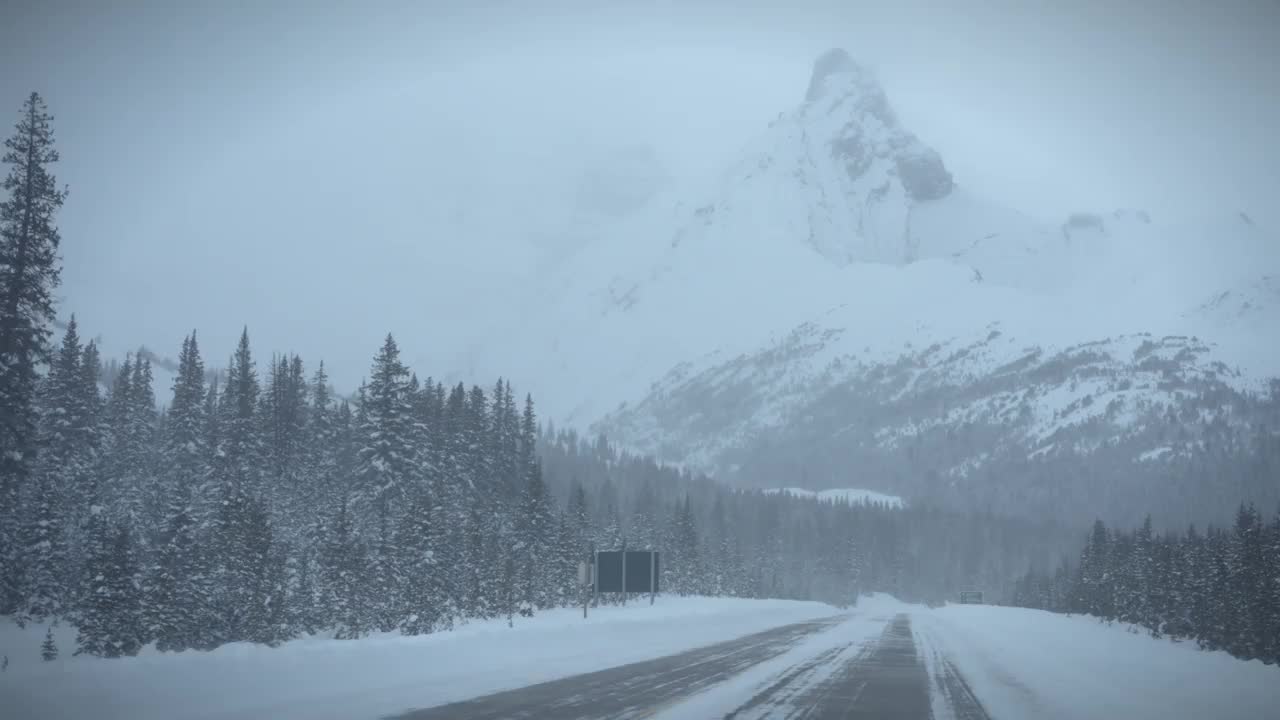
2 0 1277 393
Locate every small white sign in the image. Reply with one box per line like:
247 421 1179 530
578 561 592 585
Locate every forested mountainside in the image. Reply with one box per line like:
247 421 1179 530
597 326 1280 530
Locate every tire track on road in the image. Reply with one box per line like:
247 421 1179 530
387 615 846 720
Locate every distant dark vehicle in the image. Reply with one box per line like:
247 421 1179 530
958 591 984 605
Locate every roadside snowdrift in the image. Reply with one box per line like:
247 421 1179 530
0 597 835 720
915 604 1280 720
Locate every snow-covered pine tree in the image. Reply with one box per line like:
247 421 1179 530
1120 515 1155 629
369 499 403 633
628 479 661 551
1263 508 1280 664
487 380 511 496
667 495 701 595
1075 519 1112 617
1198 526 1231 650
354 334 417 523
461 503 495 618
164 333 206 504
397 481 442 635
20 318 85 620
565 481 593 605
287 541 321 637
148 484 207 652
1229 504 1266 659
0 93 67 615
466 384 494 496
304 362 336 503
216 329 263 495
320 498 369 639
124 353 157 527
516 458 554 613
240 497 286 646
550 510 578 606
260 354 308 517
40 626 57 660
75 520 143 657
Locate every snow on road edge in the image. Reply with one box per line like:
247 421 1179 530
0 597 835 720
914 604 1280 720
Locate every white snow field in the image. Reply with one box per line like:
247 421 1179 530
764 487 905 508
0 597 834 720
915 604 1280 720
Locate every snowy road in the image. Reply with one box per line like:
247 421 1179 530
389 615 847 720
391 612 988 720
8 596 1276 719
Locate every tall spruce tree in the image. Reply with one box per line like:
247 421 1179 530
354 334 416 519
217 329 262 494
0 94 66 613
164 333 206 502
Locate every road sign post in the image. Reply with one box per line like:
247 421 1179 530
650 550 656 605
579 560 593 618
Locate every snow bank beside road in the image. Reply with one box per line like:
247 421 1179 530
916 604 1280 720
0 597 835 720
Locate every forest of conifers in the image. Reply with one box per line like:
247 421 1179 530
1010 508 1280 665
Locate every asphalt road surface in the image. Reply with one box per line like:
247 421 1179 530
388 613 989 720
389 616 845 720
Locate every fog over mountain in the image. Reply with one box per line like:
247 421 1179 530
464 44 1280 528
2 0 1277 402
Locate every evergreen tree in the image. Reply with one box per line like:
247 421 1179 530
40 626 57 661
0 94 67 614
516 459 554 612
287 543 321 637
304 362 337 509
148 486 206 652
397 482 443 635
216 329 263 495
354 334 417 519
75 520 143 657
260 354 308 509
1076 520 1112 617
17 465 63 620
1229 504 1266 658
667 495 701 596
319 499 368 639
164 333 206 503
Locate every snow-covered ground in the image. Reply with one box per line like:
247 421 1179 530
0 597 835 720
763 487 905 508
5 597 1275 719
915 604 1280 720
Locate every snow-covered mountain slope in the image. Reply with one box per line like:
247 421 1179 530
763 488 904 508
465 49 1279 525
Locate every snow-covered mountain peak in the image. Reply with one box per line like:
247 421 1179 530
454 55 1279 519
799 49 953 205
804 49 885 109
